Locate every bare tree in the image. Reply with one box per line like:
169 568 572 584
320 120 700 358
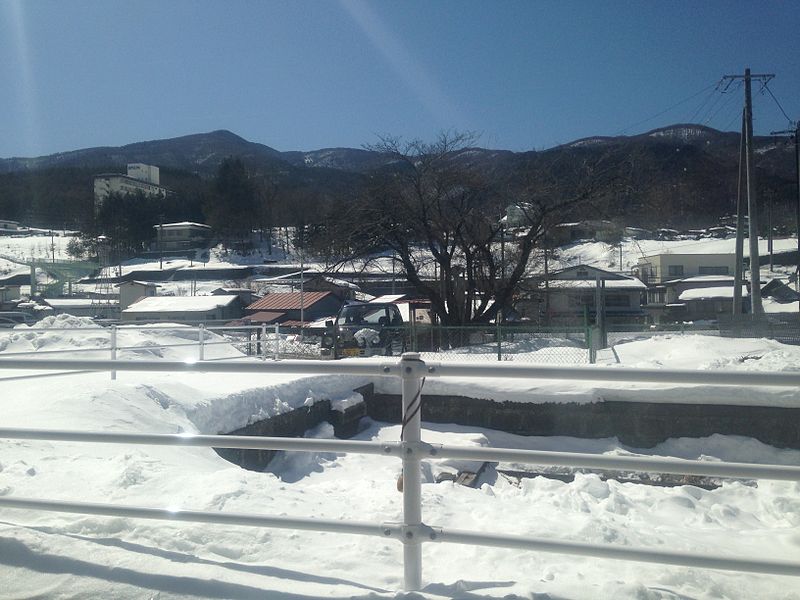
333 132 626 325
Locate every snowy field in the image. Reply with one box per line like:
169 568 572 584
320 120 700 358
0 317 799 598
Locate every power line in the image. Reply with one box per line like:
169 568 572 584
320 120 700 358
762 83 794 127
614 82 718 136
688 82 723 124
704 86 741 127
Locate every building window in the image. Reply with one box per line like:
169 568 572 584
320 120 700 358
699 266 729 275
668 265 684 277
575 269 589 278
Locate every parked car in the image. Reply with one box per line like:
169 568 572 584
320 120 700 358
320 303 405 358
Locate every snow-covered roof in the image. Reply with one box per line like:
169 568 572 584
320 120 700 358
45 299 102 308
678 286 749 301
122 294 239 313
369 294 407 303
153 222 211 230
675 275 735 284
115 280 160 288
545 278 646 290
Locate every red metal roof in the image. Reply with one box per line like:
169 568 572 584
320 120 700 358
246 291 334 311
245 311 286 323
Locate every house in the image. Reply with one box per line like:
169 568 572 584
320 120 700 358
0 219 19 234
244 291 344 326
121 294 243 323
117 281 160 311
642 275 751 323
153 222 213 251
633 253 739 285
520 265 646 324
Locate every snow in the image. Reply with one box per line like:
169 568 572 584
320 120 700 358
764 298 800 314
1 320 800 597
546 277 646 290
679 286 749 300
122 294 240 313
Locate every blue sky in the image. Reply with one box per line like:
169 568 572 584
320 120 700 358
1 0 799 158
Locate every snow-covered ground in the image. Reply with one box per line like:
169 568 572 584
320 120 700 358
0 317 799 598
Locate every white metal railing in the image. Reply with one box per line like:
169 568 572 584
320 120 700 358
0 355 798 591
0 323 308 371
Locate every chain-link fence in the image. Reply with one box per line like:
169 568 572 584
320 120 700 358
718 314 800 345
404 325 590 364
605 322 721 347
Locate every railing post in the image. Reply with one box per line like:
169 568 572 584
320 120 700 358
110 325 117 381
261 324 267 361
198 324 205 361
274 323 280 361
400 352 424 591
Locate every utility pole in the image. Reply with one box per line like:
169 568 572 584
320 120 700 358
733 110 746 316
723 69 774 315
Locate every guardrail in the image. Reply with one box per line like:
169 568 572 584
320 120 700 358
0 355 799 591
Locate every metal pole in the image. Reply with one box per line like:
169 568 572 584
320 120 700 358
261 323 267 361
198 324 205 361
734 110 746 316
744 68 763 314
274 323 280 361
110 325 117 381
400 352 424 591
496 310 502 362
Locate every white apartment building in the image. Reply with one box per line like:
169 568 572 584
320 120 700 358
93 163 169 205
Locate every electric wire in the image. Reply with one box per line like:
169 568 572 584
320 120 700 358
762 84 795 127
687 81 723 124
614 82 718 136
704 87 741 127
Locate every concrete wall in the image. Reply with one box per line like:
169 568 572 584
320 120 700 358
366 392 800 450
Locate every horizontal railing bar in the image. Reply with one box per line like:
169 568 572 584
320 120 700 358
431 527 800 578
1 356 798 388
0 428 400 455
0 496 396 538
426 362 800 387
0 357 393 376
0 340 242 357
430 444 800 481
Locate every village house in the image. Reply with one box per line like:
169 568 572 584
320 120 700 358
117 281 160 311
633 253 738 285
520 265 646 324
153 222 213 251
121 295 243 323
244 291 344 327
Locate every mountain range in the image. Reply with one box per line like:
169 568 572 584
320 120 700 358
0 125 796 230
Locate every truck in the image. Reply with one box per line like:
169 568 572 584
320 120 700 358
320 302 406 359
